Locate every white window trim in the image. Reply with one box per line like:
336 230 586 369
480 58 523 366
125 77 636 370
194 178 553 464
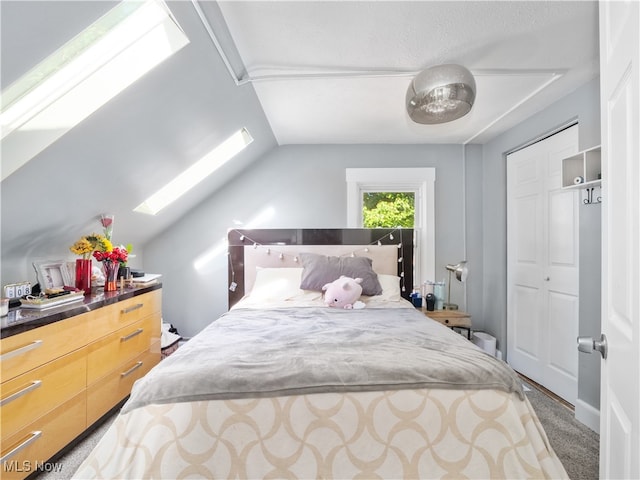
346 168 435 284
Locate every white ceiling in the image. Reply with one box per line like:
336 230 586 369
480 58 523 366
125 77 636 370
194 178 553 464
209 0 599 145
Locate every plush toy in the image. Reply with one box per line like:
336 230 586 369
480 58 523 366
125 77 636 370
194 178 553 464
322 276 365 309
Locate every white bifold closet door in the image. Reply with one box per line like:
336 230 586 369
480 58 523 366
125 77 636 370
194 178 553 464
507 124 580 404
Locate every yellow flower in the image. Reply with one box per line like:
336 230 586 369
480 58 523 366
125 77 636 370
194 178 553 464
70 238 94 259
70 233 112 259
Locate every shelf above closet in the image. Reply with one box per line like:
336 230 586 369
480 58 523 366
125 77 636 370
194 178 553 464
562 146 601 189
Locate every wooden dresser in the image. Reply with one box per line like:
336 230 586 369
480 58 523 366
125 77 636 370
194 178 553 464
0 285 161 479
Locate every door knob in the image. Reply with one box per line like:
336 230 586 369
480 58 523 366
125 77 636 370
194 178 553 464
577 334 608 359
544 277 550 281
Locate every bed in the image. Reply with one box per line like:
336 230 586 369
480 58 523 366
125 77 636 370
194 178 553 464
73 228 567 479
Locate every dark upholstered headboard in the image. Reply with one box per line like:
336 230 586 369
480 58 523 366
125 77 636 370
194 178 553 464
227 228 414 308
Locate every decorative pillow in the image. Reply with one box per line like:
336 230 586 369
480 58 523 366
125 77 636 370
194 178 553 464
249 267 304 301
299 253 383 296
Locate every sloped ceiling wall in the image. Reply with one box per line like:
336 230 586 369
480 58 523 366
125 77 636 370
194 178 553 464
0 1 277 284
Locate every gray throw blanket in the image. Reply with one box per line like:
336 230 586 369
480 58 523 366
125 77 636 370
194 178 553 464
122 307 523 414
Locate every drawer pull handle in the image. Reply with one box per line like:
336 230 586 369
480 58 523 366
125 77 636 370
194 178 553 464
121 303 143 314
121 361 143 378
0 431 42 462
0 339 43 361
0 380 42 407
121 329 144 342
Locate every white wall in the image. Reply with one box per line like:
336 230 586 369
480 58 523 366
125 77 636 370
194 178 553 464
145 144 483 337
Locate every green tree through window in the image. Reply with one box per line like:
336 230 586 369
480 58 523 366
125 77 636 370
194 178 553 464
362 192 415 228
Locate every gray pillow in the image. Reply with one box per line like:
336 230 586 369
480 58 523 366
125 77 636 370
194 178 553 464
299 252 383 296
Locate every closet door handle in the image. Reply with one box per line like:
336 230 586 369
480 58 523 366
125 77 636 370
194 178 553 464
121 303 143 315
0 340 43 361
544 277 550 281
0 431 42 462
121 329 143 342
0 380 42 407
121 361 143 378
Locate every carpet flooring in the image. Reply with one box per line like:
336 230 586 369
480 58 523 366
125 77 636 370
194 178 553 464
34 383 599 480
523 381 600 479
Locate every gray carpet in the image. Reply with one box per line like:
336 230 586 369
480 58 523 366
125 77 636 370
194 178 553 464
34 384 599 479
33 413 116 480
524 383 600 479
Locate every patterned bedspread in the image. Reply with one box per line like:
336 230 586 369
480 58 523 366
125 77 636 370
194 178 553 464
75 388 567 479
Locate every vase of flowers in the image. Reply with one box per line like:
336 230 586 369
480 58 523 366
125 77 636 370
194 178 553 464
94 246 128 292
70 234 111 293
102 261 119 292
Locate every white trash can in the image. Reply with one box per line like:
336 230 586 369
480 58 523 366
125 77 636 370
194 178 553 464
472 332 497 357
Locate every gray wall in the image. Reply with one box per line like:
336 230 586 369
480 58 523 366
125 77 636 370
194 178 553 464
481 77 601 409
145 144 484 338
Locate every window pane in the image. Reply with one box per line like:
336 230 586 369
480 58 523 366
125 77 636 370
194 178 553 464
362 192 415 227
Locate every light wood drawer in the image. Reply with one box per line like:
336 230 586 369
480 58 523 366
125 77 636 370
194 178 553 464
86 290 162 343
0 392 86 480
0 315 88 383
1 348 86 442
423 309 472 328
86 344 160 425
431 316 471 328
87 312 161 385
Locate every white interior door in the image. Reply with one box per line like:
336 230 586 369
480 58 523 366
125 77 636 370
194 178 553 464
507 125 580 404
599 1 640 478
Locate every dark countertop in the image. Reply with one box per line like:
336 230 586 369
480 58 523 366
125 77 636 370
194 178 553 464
1 283 162 339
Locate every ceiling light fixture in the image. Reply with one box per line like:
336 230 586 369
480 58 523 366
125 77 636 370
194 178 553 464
406 64 476 124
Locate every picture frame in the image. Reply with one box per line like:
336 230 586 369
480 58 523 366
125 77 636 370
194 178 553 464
33 260 73 291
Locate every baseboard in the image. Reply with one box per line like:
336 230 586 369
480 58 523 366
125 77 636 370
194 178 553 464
575 398 600 434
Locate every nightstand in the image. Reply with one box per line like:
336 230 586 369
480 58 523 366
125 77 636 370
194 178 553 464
422 309 472 339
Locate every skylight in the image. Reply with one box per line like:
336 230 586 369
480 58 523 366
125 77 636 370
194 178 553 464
134 128 254 216
0 0 189 181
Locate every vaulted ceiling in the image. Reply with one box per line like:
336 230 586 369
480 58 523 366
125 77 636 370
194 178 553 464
208 0 599 144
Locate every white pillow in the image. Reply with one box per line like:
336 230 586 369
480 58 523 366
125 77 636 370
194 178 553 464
249 268 308 301
367 274 402 301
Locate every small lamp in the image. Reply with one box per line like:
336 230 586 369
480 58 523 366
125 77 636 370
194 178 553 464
443 261 468 310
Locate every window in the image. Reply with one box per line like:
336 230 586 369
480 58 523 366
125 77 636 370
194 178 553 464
362 192 415 228
135 128 253 215
346 168 435 283
1 0 190 181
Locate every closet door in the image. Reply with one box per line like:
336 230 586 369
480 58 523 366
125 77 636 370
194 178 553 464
507 125 579 404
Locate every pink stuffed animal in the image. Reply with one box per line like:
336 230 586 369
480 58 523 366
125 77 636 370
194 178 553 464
322 276 365 309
